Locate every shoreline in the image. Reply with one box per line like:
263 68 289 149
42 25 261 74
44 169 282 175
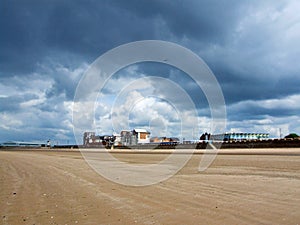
1 147 300 155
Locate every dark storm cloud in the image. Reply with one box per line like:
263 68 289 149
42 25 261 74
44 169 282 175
209 60 300 104
0 1 53 74
0 0 249 76
0 93 38 112
112 0 246 42
227 93 300 122
228 105 297 121
0 96 21 112
0 0 159 76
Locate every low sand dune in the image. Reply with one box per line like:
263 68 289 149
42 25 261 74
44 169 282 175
1 149 300 224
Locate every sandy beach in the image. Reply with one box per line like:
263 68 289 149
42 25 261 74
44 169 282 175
1 148 300 224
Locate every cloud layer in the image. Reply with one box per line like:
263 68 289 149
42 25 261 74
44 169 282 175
1 0 300 143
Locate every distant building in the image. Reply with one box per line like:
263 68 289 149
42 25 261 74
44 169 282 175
83 128 152 147
0 141 44 147
150 137 164 143
150 137 180 143
83 132 105 147
83 132 94 146
113 133 122 146
200 132 211 141
210 132 269 141
120 130 137 146
119 129 151 145
133 129 150 144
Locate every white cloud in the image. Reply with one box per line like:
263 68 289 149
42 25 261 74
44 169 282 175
0 113 23 130
229 94 300 112
227 94 300 137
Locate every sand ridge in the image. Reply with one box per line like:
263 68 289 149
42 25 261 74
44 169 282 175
1 149 300 224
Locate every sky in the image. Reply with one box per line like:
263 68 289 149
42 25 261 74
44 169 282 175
1 0 300 144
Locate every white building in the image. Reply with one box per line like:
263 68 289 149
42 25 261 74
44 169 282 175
113 133 122 146
133 128 151 144
211 132 269 141
0 141 44 147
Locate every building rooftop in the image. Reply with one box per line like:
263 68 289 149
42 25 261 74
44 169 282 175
133 128 150 133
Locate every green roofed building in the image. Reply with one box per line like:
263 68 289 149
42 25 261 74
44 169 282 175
210 133 269 142
0 141 44 147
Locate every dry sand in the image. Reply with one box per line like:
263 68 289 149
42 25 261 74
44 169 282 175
1 148 300 224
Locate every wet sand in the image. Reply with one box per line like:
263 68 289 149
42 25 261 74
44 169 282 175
1 149 300 224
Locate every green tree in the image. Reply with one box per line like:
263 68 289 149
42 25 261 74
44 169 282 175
284 133 299 139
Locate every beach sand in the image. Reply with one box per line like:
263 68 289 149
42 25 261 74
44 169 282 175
1 149 300 224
